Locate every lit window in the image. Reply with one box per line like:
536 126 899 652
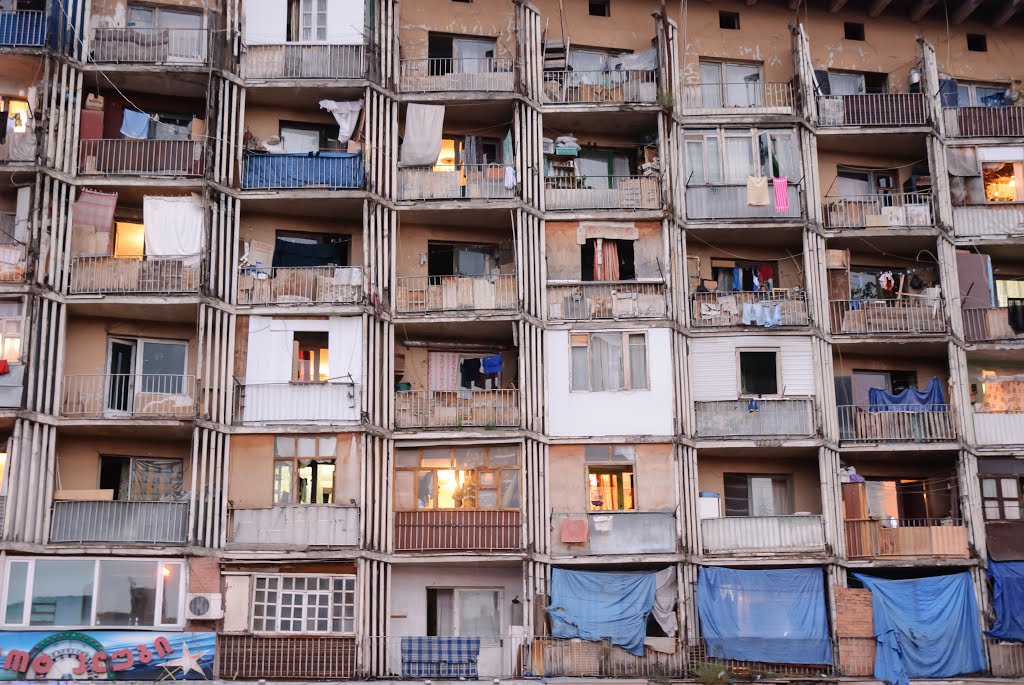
293 331 329 382
0 301 22 363
570 332 648 392
274 435 337 504
251 575 356 634
394 445 520 511
586 445 635 511
982 161 1023 203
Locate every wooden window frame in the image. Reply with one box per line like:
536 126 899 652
569 331 650 393
394 445 520 512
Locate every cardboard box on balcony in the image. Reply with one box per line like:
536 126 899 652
272 268 317 302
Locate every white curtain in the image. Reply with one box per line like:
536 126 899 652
651 568 678 636
590 333 623 391
400 103 445 166
143 194 204 266
319 100 363 145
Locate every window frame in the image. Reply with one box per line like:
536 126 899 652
393 445 521 512
291 330 330 383
98 454 185 502
585 444 637 511
697 60 764 108
981 160 1024 204
104 336 189 403
736 347 781 397
957 81 1008 107
723 473 794 517
569 331 650 393
273 435 338 505
980 475 1023 521
250 573 357 635
684 127 796 186
426 587 503 642
0 307 22 363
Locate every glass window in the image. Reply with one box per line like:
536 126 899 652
724 474 792 516
981 476 1024 521
829 72 865 95
31 559 95 626
3 561 27 624
252 575 356 634
161 562 182 625
300 0 327 41
274 435 337 504
140 341 187 394
588 466 635 510
458 589 500 637
96 560 157 627
293 331 330 382
395 446 520 511
570 332 649 392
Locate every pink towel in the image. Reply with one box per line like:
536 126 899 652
773 177 789 213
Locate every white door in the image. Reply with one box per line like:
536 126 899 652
456 589 504 677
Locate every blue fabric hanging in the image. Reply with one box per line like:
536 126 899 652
868 376 945 411
548 568 655 656
120 109 152 139
988 559 1024 642
696 567 833 665
481 355 502 374
732 267 742 291
853 572 986 685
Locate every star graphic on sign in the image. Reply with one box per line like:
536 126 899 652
161 643 207 680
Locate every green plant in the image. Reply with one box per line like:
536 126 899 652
692 662 731 685
657 91 675 108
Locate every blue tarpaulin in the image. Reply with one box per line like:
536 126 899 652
869 376 945 411
242 151 364 190
988 560 1024 642
853 572 986 685
696 567 833 666
548 568 655 656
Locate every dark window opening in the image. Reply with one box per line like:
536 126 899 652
580 238 635 282
887 370 918 395
99 456 130 500
452 0 472 3
427 242 499 278
862 72 889 94
967 33 987 52
589 0 610 17
739 350 778 395
426 588 454 636
844 22 865 41
272 232 350 268
719 11 740 30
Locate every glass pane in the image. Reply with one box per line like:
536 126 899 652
628 334 647 389
297 436 317 457
500 470 520 508
984 502 1001 520
478 488 498 508
140 342 187 394
395 471 415 509
96 560 156 627
571 345 589 391
611 445 636 461
417 470 435 508
319 436 337 456
686 140 706 185
458 590 500 637
274 462 294 504
454 447 486 469
275 436 295 457
584 445 611 462
706 136 722 183
437 470 476 509
31 559 95 626
749 477 776 516
420 447 451 468
590 333 624 392
488 445 519 467
699 62 723 108
396 449 419 468
724 64 761 107
1001 478 1019 498
724 136 753 184
830 72 864 95
1005 503 1022 520
161 563 181 625
981 479 996 499
4 561 28 623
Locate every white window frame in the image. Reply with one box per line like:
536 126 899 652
250 573 357 635
957 81 1008 107
736 347 782 398
569 331 649 393
684 127 795 186
299 0 328 42
698 60 764 108
428 587 503 643
105 336 190 411
0 557 185 630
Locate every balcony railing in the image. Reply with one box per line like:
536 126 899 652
551 511 677 555
241 151 364 190
823 193 934 229
690 291 808 328
237 266 363 305
837 404 955 443
844 518 969 559
685 183 802 220
235 381 360 425
62 373 197 418
0 130 35 163
973 411 1024 447
0 232 26 282
217 635 357 680
394 509 521 551
50 500 189 544
230 505 359 547
400 57 514 92
0 10 45 47
395 275 517 314
701 515 826 555
816 93 927 127
79 139 204 177
694 399 816 438
944 107 1024 138
679 81 795 112
395 389 519 429
70 255 201 294
545 175 661 210
548 281 668 320
242 43 365 79
829 298 945 335
90 27 209 64
541 70 657 104
399 164 513 200
989 638 1024 678
952 205 1024 238
963 307 1024 343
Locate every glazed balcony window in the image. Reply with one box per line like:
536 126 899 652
394 445 520 512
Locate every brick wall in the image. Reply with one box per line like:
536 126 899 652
188 556 222 594
835 586 875 676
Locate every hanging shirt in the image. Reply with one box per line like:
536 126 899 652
459 358 480 389
482 355 503 374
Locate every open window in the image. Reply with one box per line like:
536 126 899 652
570 332 648 392
738 349 779 396
586 445 635 511
427 588 501 640
580 238 635 281
273 231 350 268
286 0 327 42
106 337 188 412
723 474 792 516
428 33 497 75
698 60 763 108
273 435 337 504
427 242 498 278
98 456 184 501
292 331 329 382
394 445 520 511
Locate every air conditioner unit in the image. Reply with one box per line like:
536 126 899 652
185 593 223 620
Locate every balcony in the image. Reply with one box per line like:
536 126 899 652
0 10 44 47
217 635 356 680
678 81 796 114
988 638 1024 678
398 164 514 201
70 255 200 295
235 381 359 425
395 275 517 314
50 499 188 544
230 504 358 548
393 509 520 552
541 70 657 105
844 518 969 559
550 511 676 556
547 282 668 320
952 205 1024 238
963 308 1024 343
242 43 365 80
90 27 208 65
394 389 519 429
237 266 363 305
0 228 26 282
816 93 927 127
823 193 934 229
943 107 1024 138
690 291 808 328
545 175 661 211
0 130 34 163
829 299 945 335
694 399 816 439
400 57 514 93
241 150 364 190
973 411 1024 447
62 373 197 419
701 515 826 555
79 139 205 177
837 405 955 444
685 183 802 220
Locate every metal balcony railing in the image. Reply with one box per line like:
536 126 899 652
823 193 934 229
541 70 658 104
237 266 363 305
545 175 661 210
701 515 826 555
816 93 927 127
400 57 514 92
679 81 795 111
395 274 517 314
548 281 668 320
50 500 189 544
241 150 364 190
399 164 513 200
694 399 816 438
394 389 519 429
79 139 204 176
62 373 197 418
952 205 1024 238
235 381 360 425
70 255 201 294
217 635 357 680
685 183 803 220
973 410 1024 447
90 27 209 64
242 43 365 79
963 307 1024 343
0 10 45 47
837 404 956 443
394 509 521 551
844 517 969 559
829 298 945 335
690 291 808 328
943 106 1024 137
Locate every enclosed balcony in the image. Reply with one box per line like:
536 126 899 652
949 144 1024 239
968 354 1024 448
959 244 1024 344
0 8 44 48
953 205 1024 239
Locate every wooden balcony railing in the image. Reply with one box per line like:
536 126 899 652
844 518 969 559
393 509 521 551
837 405 955 443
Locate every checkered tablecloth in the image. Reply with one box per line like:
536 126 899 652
401 636 481 677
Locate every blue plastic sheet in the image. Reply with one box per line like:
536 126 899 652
854 572 986 685
242 151 365 190
988 560 1024 642
548 568 655 656
869 376 945 411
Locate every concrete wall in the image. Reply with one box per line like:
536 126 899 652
697 454 822 515
56 435 192 491
548 442 675 514
63 317 198 377
546 221 664 281
396 223 514 280
240 213 364 268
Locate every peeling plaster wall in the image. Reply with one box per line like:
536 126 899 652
545 220 664 281
697 454 822 515
398 0 517 62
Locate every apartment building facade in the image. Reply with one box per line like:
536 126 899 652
0 0 1021 681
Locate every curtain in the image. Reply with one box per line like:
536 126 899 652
142 194 204 265
427 351 459 391
594 239 620 281
400 104 445 166
319 100 363 145
129 458 184 501
590 333 623 391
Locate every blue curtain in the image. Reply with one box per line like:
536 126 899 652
988 560 1024 642
547 568 655 656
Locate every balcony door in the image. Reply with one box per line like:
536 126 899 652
106 338 188 414
106 339 137 413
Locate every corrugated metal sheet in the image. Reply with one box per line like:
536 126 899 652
689 335 816 401
702 515 825 554
231 505 359 547
974 412 1024 447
